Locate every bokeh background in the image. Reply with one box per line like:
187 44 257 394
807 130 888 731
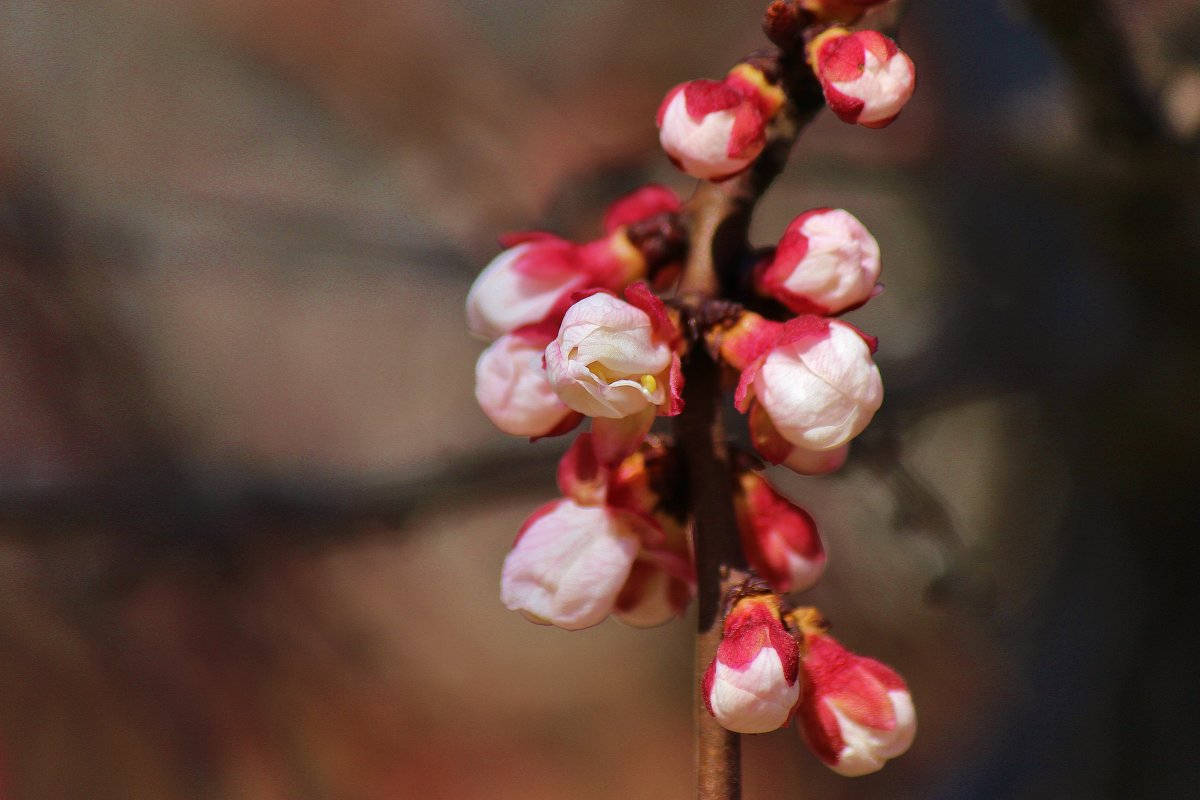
1 1 1198 798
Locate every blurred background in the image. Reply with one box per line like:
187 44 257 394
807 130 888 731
1 0 1198 798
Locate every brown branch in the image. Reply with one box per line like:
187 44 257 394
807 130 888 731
674 20 828 799
676 345 744 800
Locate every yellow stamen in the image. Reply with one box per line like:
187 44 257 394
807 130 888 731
587 362 621 383
640 374 658 394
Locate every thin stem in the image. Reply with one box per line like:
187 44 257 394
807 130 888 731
677 347 744 800
673 30 829 800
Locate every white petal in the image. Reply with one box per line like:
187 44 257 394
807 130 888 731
500 501 640 630
828 689 917 777
466 245 584 339
709 649 800 734
782 443 850 476
781 210 880 313
659 93 753 180
757 322 882 451
474 335 570 437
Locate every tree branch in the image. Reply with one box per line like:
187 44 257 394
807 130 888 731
674 23 828 799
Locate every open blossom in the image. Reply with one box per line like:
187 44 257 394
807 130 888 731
797 629 917 776
735 316 882 471
474 328 579 438
755 208 881 315
500 498 660 631
545 285 683 421
703 594 801 733
811 29 916 128
736 471 826 594
657 65 784 180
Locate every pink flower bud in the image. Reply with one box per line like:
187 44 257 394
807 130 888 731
467 237 588 340
553 436 696 628
756 208 881 315
544 286 682 420
501 498 655 631
702 595 801 733
475 330 580 438
736 472 826 593
656 79 769 180
797 631 917 776
466 233 646 340
736 316 882 458
811 29 916 129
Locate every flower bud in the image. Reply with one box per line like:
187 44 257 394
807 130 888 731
544 286 682 420
475 329 580 438
736 472 826 593
737 316 882 458
467 236 587 340
755 208 881 315
466 233 646 340
500 499 655 631
702 594 801 733
657 77 771 180
810 29 915 129
797 630 917 776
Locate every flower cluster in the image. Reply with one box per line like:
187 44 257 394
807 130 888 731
466 0 919 781
658 18 914 184
701 600 916 776
471 186 684 439
501 434 694 630
708 208 885 474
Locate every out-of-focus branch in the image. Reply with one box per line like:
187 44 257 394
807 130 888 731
1026 0 1200 325
1025 0 1180 151
0 446 560 543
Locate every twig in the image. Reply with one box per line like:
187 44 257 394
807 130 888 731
674 22 828 799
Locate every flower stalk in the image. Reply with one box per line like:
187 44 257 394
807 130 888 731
673 26 827 800
466 3 920 799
